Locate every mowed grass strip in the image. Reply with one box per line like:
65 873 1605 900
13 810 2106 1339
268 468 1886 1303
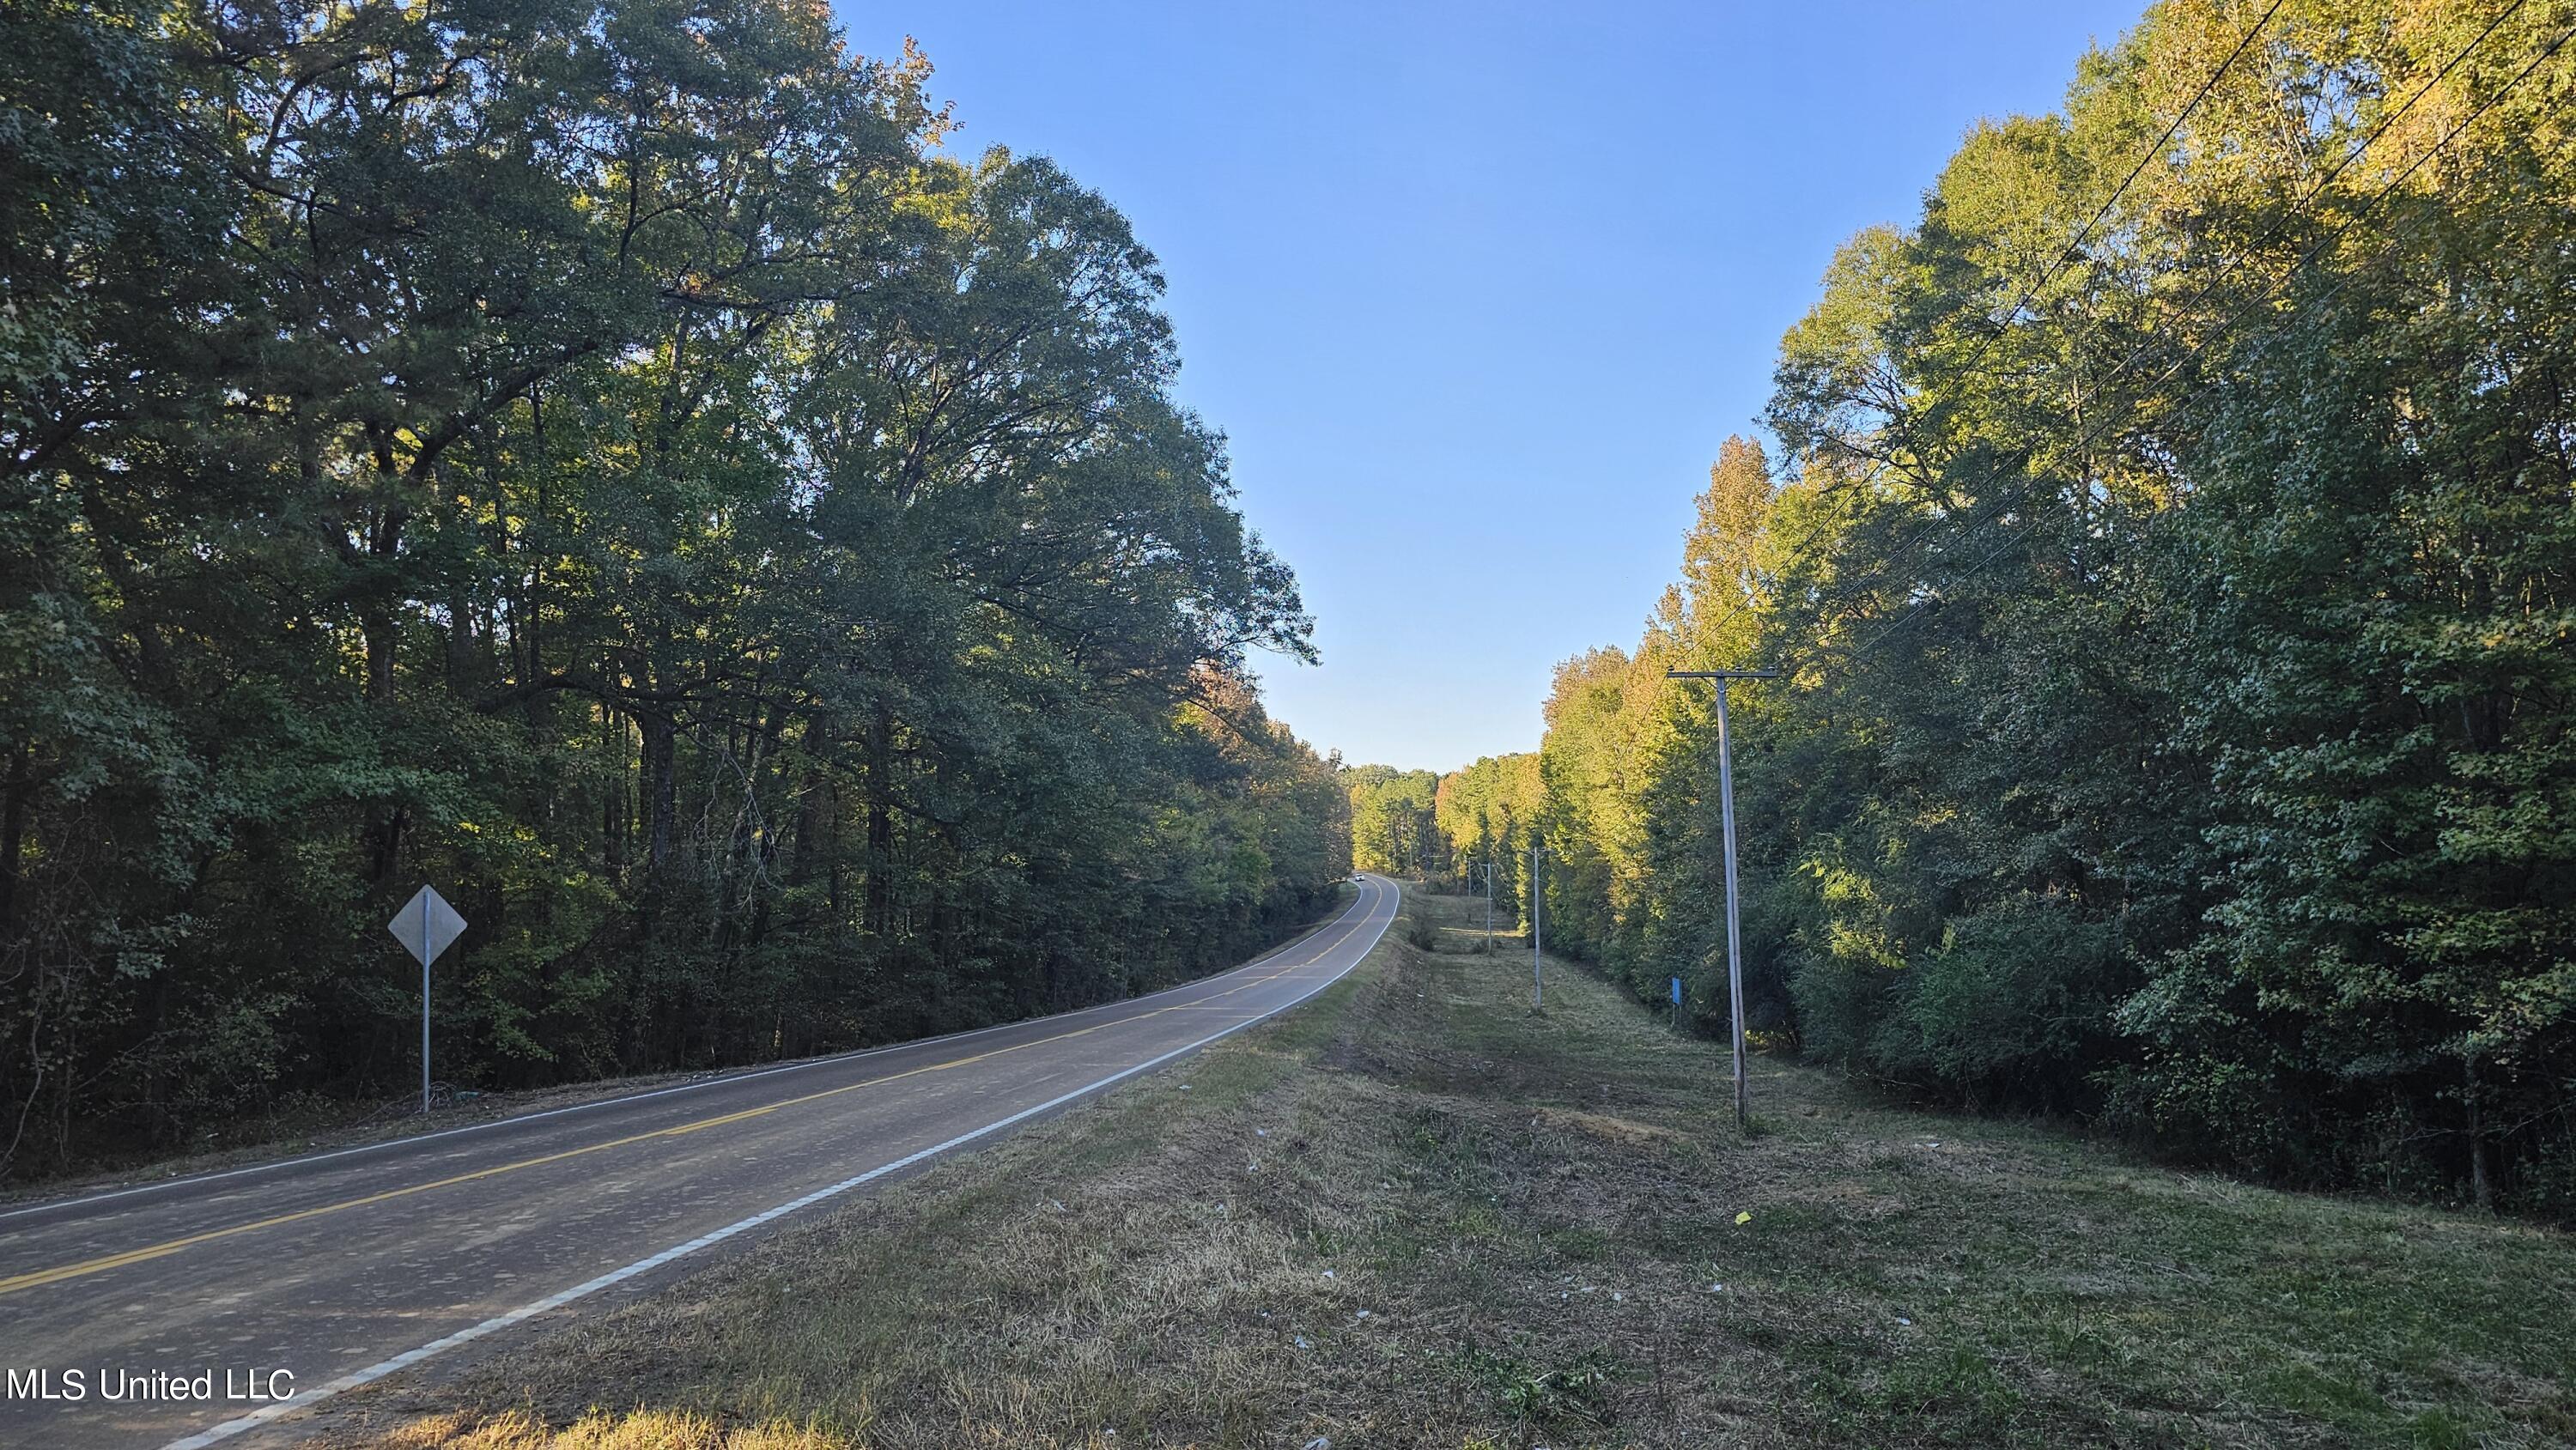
326 883 2575 1450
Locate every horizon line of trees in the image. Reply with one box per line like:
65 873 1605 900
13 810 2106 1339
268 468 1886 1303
0 0 1351 1180
1374 0 2575 1220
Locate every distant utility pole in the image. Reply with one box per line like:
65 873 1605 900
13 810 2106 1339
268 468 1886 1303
1477 860 1497 944
1666 667 1780 1131
1529 842 1554 1008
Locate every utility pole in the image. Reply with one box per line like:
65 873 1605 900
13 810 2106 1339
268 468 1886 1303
1529 842 1553 1008
1666 668 1779 1131
1479 859 1496 944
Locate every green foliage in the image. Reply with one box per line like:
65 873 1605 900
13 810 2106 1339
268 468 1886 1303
0 1 1347 1177
1452 1344 1628 1427
1425 0 2576 1215
1432 751 1544 917
1346 764 1444 877
1831 895 2127 1113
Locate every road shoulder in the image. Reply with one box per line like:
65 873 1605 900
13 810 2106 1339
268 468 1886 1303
309 882 2576 1450
0 885 1366 1220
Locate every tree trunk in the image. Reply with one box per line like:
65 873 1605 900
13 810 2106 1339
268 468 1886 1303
790 712 834 889
361 500 406 879
2465 1053 2494 1212
0 741 28 941
641 710 677 871
865 704 893 937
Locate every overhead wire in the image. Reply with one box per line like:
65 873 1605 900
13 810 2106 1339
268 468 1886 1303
1683 0 2292 660
1835 11 2574 665
1810 0 2540 659
1917 0 2290 416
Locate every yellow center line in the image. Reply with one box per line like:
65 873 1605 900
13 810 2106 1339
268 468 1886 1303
0 888 1383 1299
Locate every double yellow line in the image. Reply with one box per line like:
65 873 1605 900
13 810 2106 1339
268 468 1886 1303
0 892 1376 1300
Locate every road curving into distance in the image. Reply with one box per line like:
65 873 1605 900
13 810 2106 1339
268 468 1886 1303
0 874 1399 1449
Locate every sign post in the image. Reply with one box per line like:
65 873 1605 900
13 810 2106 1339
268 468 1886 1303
388 885 469 1114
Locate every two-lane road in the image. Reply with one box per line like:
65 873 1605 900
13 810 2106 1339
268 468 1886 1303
0 875 1398 1449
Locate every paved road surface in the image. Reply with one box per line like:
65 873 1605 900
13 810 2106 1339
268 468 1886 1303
0 875 1397 1449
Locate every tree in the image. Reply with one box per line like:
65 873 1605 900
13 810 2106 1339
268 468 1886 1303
1483 0 2576 1215
0 0 1345 1178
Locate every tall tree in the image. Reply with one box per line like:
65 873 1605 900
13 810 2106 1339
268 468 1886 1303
0 0 1345 1178
1465 0 2576 1214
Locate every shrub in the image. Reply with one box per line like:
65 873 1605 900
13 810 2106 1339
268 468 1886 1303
1792 894 2124 1113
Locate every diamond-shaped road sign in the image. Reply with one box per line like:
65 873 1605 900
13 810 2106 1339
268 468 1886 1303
388 884 468 968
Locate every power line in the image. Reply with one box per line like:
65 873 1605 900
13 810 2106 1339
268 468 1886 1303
1837 14 2573 666
1924 0 2287 415
2095 0 2533 377
1683 0 2291 656
2050 0 2542 439
1763 0 2543 658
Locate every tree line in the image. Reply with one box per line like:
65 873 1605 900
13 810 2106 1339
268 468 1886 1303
1389 0 2575 1217
0 0 1350 1179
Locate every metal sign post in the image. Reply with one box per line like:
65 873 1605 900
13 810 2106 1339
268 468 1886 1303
388 884 469 1114
1666 668 1780 1131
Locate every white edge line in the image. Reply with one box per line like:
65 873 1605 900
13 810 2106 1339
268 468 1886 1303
1 881 1378 1226
157 876 1394 1450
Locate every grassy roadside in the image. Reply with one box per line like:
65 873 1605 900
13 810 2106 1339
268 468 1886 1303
326 882 2573 1449
0 889 1360 1209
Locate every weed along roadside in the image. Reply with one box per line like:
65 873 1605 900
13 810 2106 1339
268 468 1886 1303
319 881 2573 1450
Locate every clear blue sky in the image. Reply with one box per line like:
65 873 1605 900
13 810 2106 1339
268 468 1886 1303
837 1 2144 772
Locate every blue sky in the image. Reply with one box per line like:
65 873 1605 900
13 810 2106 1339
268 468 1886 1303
837 1 2145 772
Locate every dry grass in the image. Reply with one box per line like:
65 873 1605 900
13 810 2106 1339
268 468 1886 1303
368 1409 848 1450
319 883 2575 1450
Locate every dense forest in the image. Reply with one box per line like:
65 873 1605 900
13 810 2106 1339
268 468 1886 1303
1370 0 2576 1216
0 0 1351 1178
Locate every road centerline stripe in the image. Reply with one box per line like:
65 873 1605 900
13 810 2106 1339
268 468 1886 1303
153 876 1401 1450
0 884 1383 1299
155 876 1393 1450
0 885 1376 1229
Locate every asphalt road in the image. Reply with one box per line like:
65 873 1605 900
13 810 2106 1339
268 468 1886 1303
0 874 1397 1450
